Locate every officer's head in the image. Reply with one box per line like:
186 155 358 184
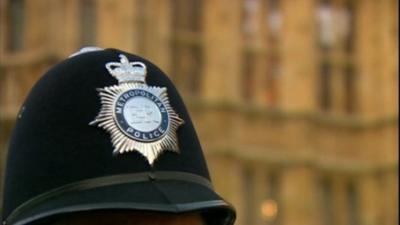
1 48 235 225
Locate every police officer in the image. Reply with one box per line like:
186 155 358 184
1 48 236 225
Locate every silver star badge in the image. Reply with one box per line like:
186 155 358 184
90 54 184 165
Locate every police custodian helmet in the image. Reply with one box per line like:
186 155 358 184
1 48 236 225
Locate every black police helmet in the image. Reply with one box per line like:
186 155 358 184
1 48 236 225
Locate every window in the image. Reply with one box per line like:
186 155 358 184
265 54 280 106
171 0 203 97
344 65 356 114
265 0 281 106
242 0 259 40
319 62 332 111
316 0 356 114
172 0 202 33
317 1 334 51
242 52 256 100
241 0 259 101
172 44 202 96
7 0 25 52
266 0 282 44
80 0 97 46
241 0 282 105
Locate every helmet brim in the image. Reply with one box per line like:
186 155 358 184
5 178 235 225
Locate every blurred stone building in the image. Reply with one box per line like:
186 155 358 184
0 0 398 225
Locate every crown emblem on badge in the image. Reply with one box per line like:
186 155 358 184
105 55 147 83
91 54 184 165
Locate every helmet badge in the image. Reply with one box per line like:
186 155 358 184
90 54 184 165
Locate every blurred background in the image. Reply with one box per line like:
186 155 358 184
0 0 398 224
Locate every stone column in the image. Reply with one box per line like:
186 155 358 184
356 174 380 225
202 0 242 102
280 166 321 225
381 171 398 225
331 176 351 225
251 164 269 225
207 155 246 225
354 0 382 119
378 0 399 117
279 0 317 112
